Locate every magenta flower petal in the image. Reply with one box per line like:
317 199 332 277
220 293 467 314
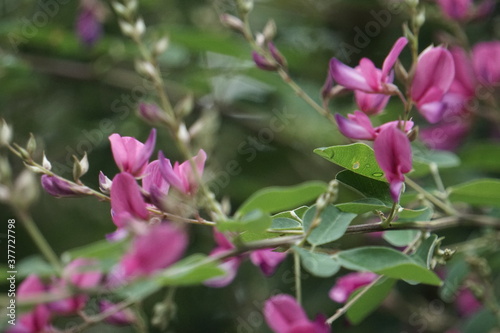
329 58 374 92
374 126 412 202
329 272 378 303
41 175 90 198
472 41 500 86
264 294 309 333
358 58 381 91
203 258 241 288
110 172 149 227
455 288 482 317
109 129 156 177
355 90 391 115
65 258 102 289
449 47 476 97
142 160 170 195
411 46 455 123
249 249 287 276
335 112 376 140
158 149 206 195
120 223 188 278
381 37 408 79
76 7 102 46
252 51 277 71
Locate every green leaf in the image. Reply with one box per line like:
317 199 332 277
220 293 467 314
302 205 356 246
397 206 433 220
346 277 396 324
439 258 469 302
336 170 393 205
16 256 57 279
460 142 500 172
463 309 497 333
237 181 327 216
411 149 460 177
294 246 340 278
337 198 390 214
448 179 500 207
314 143 386 181
271 217 302 230
62 238 128 262
412 234 440 268
217 210 272 233
383 230 419 247
158 254 225 286
239 231 281 242
272 206 309 221
118 279 161 301
337 247 441 286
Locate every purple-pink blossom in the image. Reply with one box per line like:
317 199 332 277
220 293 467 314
119 223 188 279
410 46 455 123
7 275 53 333
472 41 500 87
76 6 102 46
264 294 330 333
436 0 495 21
49 259 102 315
158 149 206 195
41 175 91 198
354 90 391 115
204 230 242 288
100 300 137 325
249 249 287 277
335 111 413 141
329 272 378 303
110 172 149 227
374 126 413 202
329 37 407 94
109 129 156 177
455 288 482 317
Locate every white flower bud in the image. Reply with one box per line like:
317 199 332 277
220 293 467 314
42 152 52 170
0 119 13 146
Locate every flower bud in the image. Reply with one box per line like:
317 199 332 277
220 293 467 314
12 170 39 209
263 19 277 42
112 2 128 16
99 171 112 194
252 52 277 71
118 20 135 37
135 60 157 79
0 119 13 146
415 8 426 28
135 18 146 37
42 153 52 170
26 134 37 156
220 14 244 33
153 37 169 56
174 94 194 118
41 175 91 198
138 102 170 125
72 153 89 181
237 0 254 14
268 42 287 69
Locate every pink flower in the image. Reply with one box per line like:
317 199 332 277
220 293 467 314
138 103 169 125
119 223 188 279
250 249 287 277
448 47 476 99
41 175 91 198
264 294 330 333
99 300 136 325
158 149 207 195
76 6 102 46
8 275 53 333
335 111 414 141
329 37 407 94
110 172 149 227
142 160 170 195
252 51 278 71
204 230 242 288
472 41 500 87
374 126 413 202
109 129 156 177
410 46 455 123
49 259 102 315
436 0 495 21
420 118 471 151
354 90 391 115
329 272 378 303
455 288 482 317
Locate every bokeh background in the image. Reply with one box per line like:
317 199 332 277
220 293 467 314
0 0 499 332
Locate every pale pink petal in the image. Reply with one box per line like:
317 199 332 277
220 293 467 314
329 58 373 92
203 258 241 288
329 272 378 303
381 37 408 79
264 294 309 333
